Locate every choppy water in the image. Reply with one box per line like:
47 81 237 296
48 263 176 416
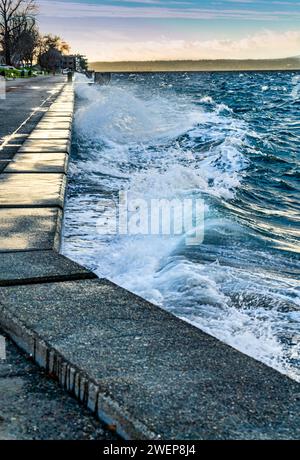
62 72 300 381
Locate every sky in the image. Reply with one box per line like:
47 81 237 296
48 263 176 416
37 0 300 61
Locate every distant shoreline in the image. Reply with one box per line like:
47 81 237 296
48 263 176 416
90 57 300 73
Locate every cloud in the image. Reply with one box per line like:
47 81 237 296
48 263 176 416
37 2 300 60
67 30 300 61
38 0 300 20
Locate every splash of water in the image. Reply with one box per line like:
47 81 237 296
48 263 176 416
63 73 300 382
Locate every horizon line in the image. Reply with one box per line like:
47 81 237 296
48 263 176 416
90 56 300 63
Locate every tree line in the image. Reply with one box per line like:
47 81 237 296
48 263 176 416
0 0 86 70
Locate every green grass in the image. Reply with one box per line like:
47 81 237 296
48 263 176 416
0 66 44 79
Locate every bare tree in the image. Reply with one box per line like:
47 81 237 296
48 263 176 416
20 24 39 65
0 0 37 65
10 13 38 65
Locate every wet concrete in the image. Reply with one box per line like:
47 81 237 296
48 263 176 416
0 76 64 145
3 152 69 173
0 331 118 440
0 250 96 286
1 278 300 440
0 208 63 252
0 80 116 441
0 76 65 169
0 173 66 207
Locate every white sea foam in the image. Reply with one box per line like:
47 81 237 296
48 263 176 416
73 75 249 200
199 95 214 104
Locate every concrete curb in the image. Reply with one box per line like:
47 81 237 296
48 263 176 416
0 307 157 440
0 83 73 251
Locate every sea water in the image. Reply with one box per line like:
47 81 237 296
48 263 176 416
62 72 300 381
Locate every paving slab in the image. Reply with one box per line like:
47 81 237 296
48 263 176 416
50 104 73 110
47 110 73 117
0 173 66 207
0 278 299 440
27 130 71 140
0 207 62 251
47 105 73 109
0 335 117 440
47 110 73 115
43 111 73 117
55 100 74 105
41 115 73 123
0 250 96 286
19 139 70 154
34 122 72 131
18 144 70 154
3 153 68 173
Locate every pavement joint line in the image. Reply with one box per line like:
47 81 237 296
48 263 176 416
0 272 98 287
0 248 57 254
0 204 64 210
1 171 68 174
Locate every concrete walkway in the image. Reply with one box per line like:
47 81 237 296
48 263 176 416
0 79 299 440
0 76 65 174
0 80 116 440
0 76 65 140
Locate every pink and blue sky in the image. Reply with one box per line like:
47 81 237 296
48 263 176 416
38 0 300 61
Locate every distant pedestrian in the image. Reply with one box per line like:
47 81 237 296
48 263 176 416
67 70 73 82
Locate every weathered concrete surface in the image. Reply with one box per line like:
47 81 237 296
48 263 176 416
0 77 65 143
36 121 72 131
19 139 70 154
0 278 299 440
49 105 74 111
41 114 73 121
0 173 66 207
0 84 73 249
27 130 71 140
0 208 62 252
46 110 74 117
3 153 69 173
0 251 96 286
0 332 118 440
0 77 65 174
0 82 118 442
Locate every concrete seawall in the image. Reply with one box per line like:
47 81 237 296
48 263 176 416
0 81 299 440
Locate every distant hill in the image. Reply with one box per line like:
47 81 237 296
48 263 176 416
90 57 300 72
